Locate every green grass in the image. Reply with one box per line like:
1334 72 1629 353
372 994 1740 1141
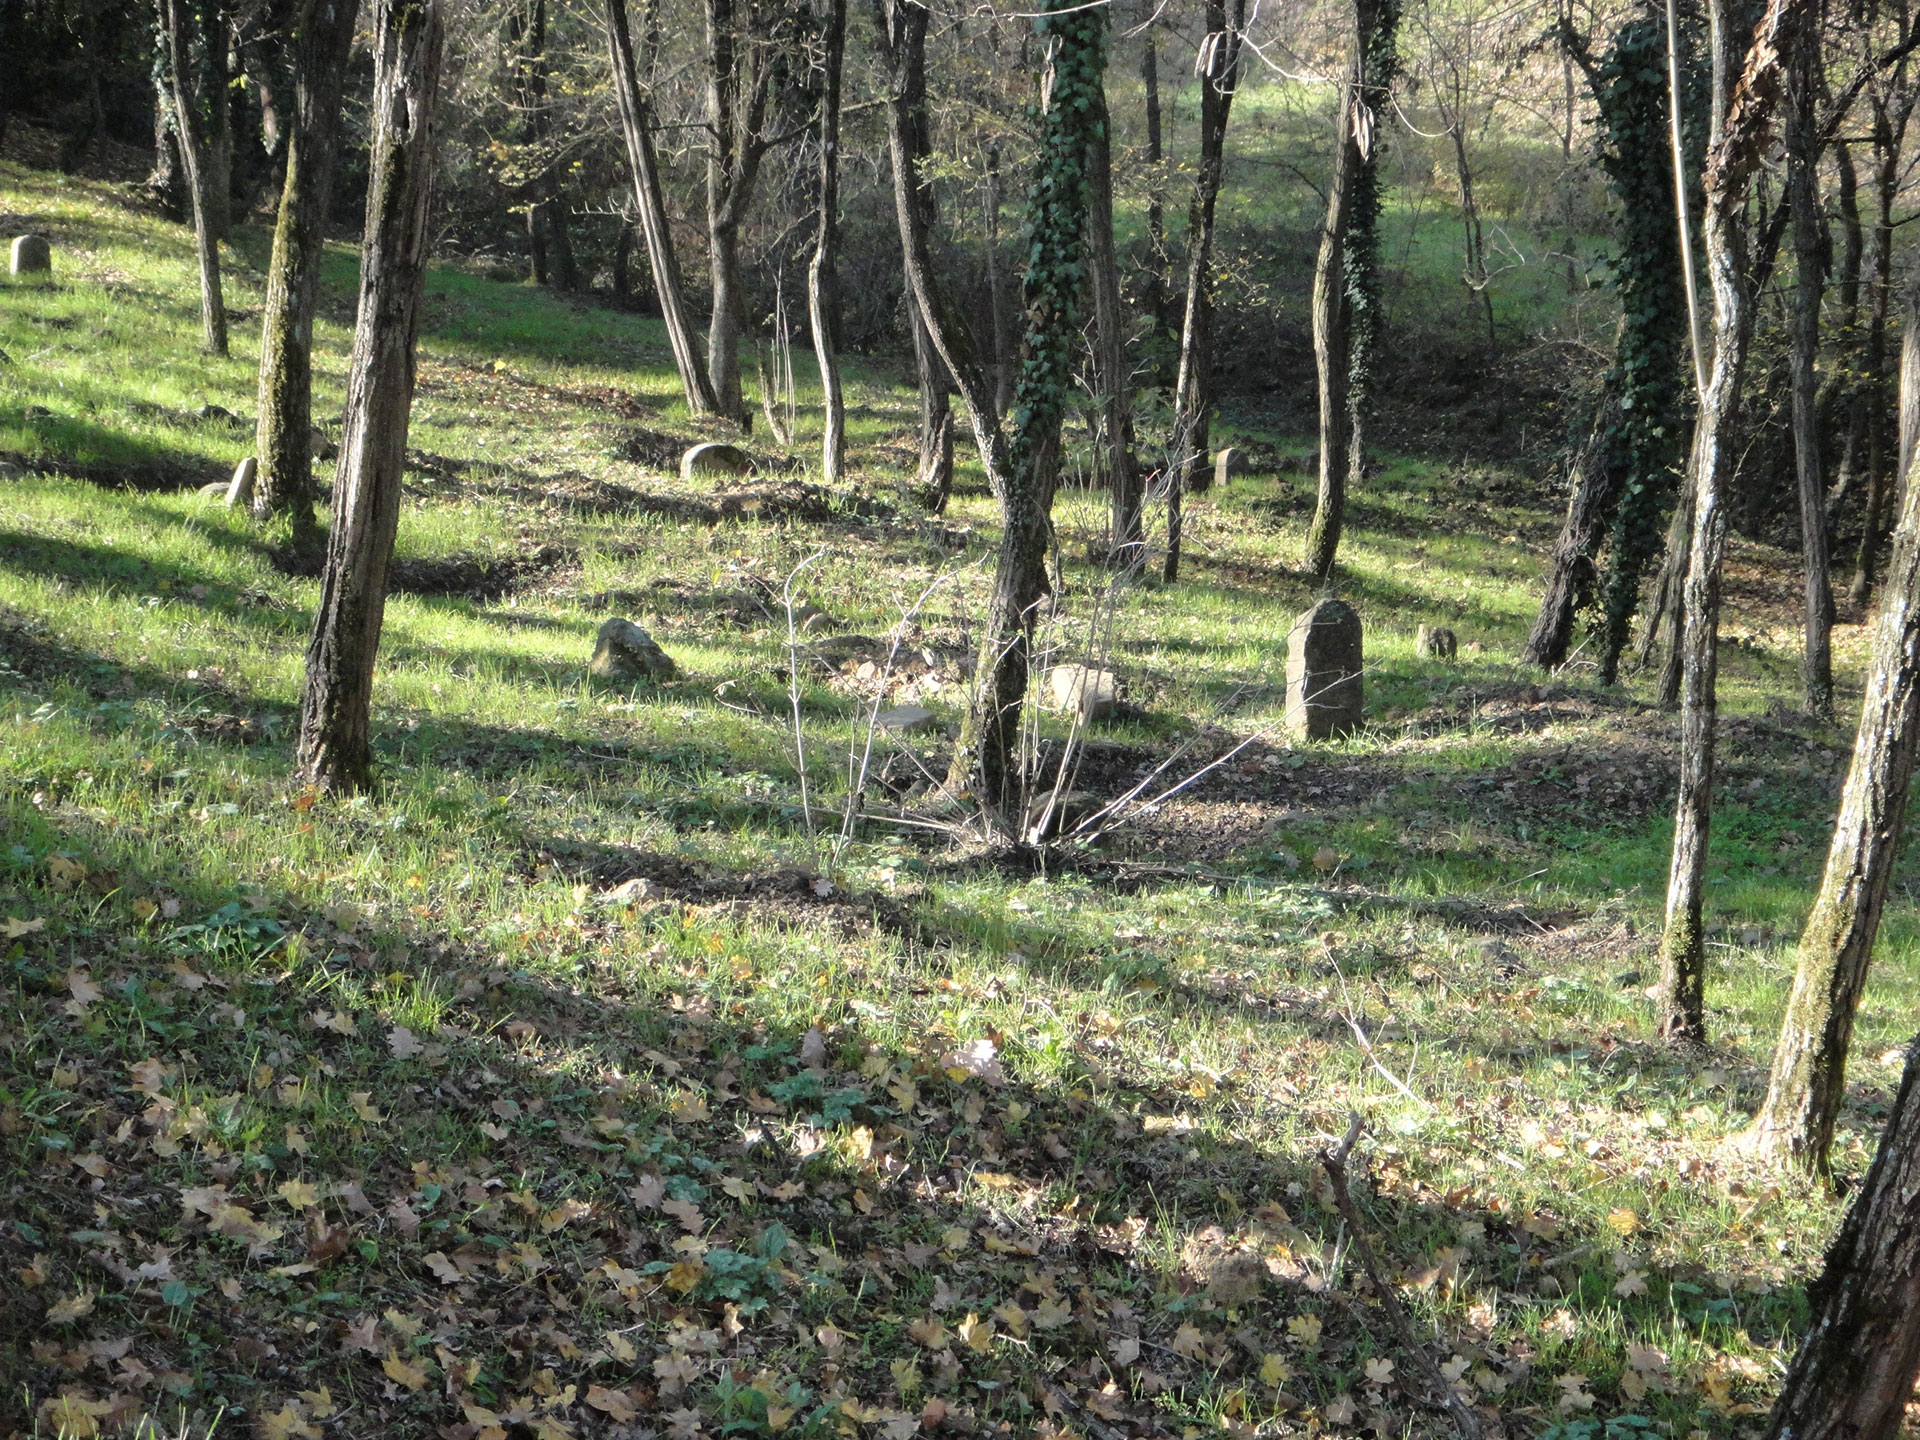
0 160 1905 1440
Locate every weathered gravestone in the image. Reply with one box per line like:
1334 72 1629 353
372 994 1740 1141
1286 598 1364 740
1213 447 1247 489
10 234 51 280
589 617 678 681
224 456 257 508
1048 663 1120 723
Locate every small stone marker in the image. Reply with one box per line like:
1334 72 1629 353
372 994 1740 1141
1048 663 1120 723
588 617 678 681
10 234 51 280
224 456 257 508
1213 447 1246 488
680 441 752 483
1414 624 1457 661
876 704 939 735
1286 598 1364 740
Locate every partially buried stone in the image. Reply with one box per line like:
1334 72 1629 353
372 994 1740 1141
224 456 257 508
196 403 240 427
589 617 678 681
876 704 938 735
1048 663 1119 723
680 441 752 483
1414 624 1457 661
1286 598 1364 740
10 234 51 279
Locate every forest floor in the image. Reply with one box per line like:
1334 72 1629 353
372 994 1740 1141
1 162 1911 1440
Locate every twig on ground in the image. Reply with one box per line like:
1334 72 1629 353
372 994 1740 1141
1321 1115 1485 1440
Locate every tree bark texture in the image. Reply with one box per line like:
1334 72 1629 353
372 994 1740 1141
1138 8 1175 374
1748 417 1920 1170
296 0 445 795
1165 0 1246 583
1304 0 1370 584
252 0 362 546
1851 99 1906 606
1900 270 1920 493
1785 18 1833 716
1655 0 1813 1044
161 0 231 357
809 0 847 482
1759 1043 1920 1440
606 0 721 415
1522 389 1627 669
984 146 1014 421
1085 80 1141 570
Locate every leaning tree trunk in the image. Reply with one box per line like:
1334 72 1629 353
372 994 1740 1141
161 0 230 357
1899 270 1920 491
1523 389 1627 668
296 0 445 794
1758 1043 1920 1440
1654 0 1810 1044
808 0 847 482
1304 3 1367 584
1165 0 1246 583
1785 20 1833 717
606 0 719 415
252 0 363 547
1085 76 1141 570
942 0 1104 827
1746 421 1920 1171
984 146 1015 421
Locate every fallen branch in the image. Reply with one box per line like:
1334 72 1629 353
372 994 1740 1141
1321 1115 1485 1440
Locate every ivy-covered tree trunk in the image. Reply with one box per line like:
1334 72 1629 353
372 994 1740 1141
1165 0 1246 583
1784 17 1833 716
1758 1043 1920 1440
160 0 231 357
1085 74 1141 570
606 0 720 415
808 0 847 482
1342 0 1399 510
251 0 362 548
1655 0 1813 1043
984 145 1014 421
296 0 445 794
943 0 1105 826
1746 414 1920 1170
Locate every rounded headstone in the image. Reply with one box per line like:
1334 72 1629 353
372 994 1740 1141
10 234 51 280
1213 447 1247 488
1286 598 1364 740
1048 663 1120 723
680 442 753 483
1414 624 1457 661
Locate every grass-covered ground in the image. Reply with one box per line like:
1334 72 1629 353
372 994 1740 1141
0 161 1908 1440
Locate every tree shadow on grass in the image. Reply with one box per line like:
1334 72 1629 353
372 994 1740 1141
0 783 1812 1440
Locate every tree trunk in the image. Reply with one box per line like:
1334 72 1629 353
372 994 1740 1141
941 0 1104 825
1523 390 1627 669
1747 411 1920 1170
1138 7 1176 373
809 0 847 482
1757 1043 1920 1440
870 0 1010 494
1899 271 1920 494
1786 20 1833 716
295 0 445 795
1851 111 1901 606
613 220 633 298
1655 0 1813 1044
252 0 363 548
984 146 1014 421
1304 0 1371 584
702 0 774 430
605 0 720 415
1165 0 1247 583
1086 78 1141 570
161 0 230 357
